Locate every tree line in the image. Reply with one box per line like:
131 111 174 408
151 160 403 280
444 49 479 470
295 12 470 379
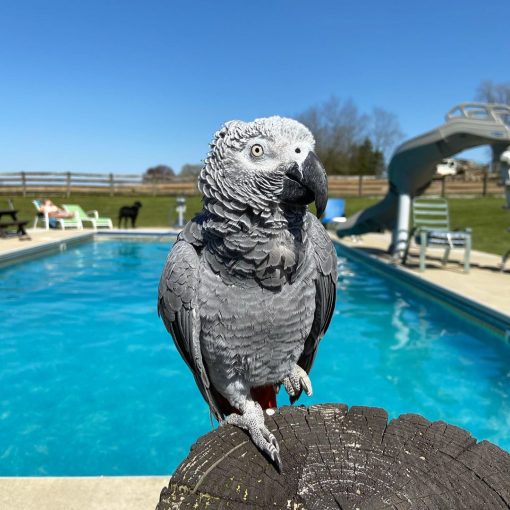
297 97 403 176
142 163 202 182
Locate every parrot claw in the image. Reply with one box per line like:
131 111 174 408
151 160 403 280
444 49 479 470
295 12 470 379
224 401 282 471
270 448 283 473
282 365 313 399
266 430 280 453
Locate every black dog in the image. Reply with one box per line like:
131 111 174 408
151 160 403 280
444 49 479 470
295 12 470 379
118 201 142 228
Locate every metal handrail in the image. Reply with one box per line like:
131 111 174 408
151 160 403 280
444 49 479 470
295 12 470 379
445 102 510 124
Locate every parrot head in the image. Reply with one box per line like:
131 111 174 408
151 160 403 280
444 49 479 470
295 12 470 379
199 116 328 218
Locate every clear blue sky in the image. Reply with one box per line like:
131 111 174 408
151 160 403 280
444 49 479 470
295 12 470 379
1 0 509 174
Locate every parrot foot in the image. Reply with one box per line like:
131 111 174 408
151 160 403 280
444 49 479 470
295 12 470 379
282 365 313 398
223 401 282 472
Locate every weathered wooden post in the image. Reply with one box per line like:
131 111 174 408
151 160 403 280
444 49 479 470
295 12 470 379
66 171 71 198
441 176 446 197
157 404 510 509
358 174 363 196
21 171 26 197
483 170 488 196
109 173 115 197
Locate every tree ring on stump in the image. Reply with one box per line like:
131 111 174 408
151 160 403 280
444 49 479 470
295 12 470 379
157 404 510 509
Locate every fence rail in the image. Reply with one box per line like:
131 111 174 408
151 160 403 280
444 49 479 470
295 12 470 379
0 171 504 197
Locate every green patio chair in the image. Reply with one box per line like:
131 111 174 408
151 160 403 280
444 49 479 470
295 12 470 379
63 204 113 230
402 196 472 273
32 199 83 230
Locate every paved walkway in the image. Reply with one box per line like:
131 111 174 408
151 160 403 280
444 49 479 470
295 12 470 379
335 232 510 317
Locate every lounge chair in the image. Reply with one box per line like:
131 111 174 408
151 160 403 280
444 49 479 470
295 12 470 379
63 204 113 230
32 200 83 230
321 198 346 227
402 196 472 273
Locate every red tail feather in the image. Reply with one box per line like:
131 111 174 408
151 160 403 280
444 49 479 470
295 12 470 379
251 385 277 410
215 385 277 416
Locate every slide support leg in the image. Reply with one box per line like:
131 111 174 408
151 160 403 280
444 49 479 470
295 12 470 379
393 193 411 259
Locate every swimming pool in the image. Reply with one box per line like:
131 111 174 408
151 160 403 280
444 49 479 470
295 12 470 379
0 239 509 476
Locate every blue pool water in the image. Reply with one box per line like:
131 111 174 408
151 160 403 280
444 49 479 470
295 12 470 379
0 239 509 476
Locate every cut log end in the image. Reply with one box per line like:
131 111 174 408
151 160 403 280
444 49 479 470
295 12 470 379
157 404 510 509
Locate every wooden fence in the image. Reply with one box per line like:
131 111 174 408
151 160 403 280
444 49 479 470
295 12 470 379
328 174 503 197
0 171 504 198
0 172 198 197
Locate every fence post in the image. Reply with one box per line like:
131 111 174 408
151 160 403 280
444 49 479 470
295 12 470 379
482 170 488 196
109 173 114 197
21 171 26 197
441 177 446 197
66 172 71 198
358 175 363 196
152 179 158 197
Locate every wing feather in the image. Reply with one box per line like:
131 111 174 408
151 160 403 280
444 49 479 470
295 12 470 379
292 215 337 402
158 240 223 420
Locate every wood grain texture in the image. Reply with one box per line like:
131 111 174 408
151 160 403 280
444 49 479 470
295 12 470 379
157 404 510 509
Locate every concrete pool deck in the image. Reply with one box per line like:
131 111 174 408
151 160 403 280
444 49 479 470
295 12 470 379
0 476 169 510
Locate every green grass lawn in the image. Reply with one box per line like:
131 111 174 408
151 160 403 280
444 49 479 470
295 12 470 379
4 194 509 256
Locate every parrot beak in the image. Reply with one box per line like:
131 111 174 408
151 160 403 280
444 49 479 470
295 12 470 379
281 151 328 217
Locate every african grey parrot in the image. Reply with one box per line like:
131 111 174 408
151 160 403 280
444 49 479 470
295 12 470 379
158 116 337 470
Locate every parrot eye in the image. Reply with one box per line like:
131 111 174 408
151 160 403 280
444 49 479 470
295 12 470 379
295 148 301 154
250 144 264 158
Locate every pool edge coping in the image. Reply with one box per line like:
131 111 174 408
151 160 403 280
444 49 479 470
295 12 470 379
95 228 181 237
0 232 95 268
